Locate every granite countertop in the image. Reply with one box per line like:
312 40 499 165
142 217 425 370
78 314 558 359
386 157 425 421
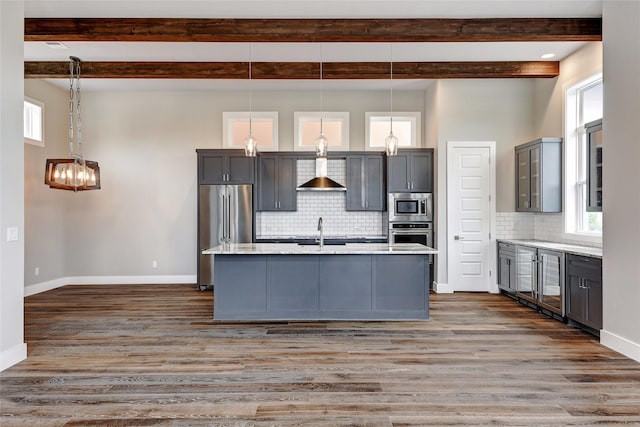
498 239 602 258
202 242 437 255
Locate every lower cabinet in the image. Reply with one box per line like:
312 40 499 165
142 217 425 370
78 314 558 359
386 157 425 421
566 254 603 332
497 242 516 293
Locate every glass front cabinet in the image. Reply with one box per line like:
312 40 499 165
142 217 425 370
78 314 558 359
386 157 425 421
515 138 562 213
585 119 603 212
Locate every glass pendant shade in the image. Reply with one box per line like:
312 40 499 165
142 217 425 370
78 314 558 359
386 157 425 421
45 158 101 191
385 131 399 156
244 133 257 157
315 130 328 158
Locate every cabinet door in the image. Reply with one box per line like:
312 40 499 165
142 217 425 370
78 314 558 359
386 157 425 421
529 146 541 211
199 153 226 184
507 254 517 292
409 151 433 192
516 149 530 211
257 156 278 211
538 249 564 314
346 155 365 211
227 154 254 184
585 277 603 330
498 252 511 291
587 123 603 212
277 156 297 211
387 154 410 192
566 273 587 323
515 246 537 300
365 156 385 210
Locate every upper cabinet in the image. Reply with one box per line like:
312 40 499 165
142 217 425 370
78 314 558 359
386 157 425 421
346 154 386 211
387 149 434 193
257 154 297 211
197 149 255 185
515 138 562 213
585 119 603 212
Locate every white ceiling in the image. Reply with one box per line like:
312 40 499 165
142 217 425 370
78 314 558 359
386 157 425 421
23 0 603 91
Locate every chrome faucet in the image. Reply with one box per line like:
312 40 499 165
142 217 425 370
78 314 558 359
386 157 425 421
317 217 324 249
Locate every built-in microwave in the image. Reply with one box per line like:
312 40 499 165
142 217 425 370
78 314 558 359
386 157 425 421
388 192 433 222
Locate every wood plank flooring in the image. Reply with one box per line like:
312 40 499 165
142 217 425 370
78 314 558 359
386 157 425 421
2 284 639 426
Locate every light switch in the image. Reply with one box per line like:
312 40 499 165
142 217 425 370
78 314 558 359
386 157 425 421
6 227 18 242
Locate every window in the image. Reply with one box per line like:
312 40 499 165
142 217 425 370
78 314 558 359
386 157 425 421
24 97 45 147
222 112 278 151
365 112 420 151
293 112 349 151
565 74 602 236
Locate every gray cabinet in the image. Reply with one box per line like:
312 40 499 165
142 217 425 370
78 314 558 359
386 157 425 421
257 154 297 211
196 150 255 184
197 149 255 185
566 254 602 332
585 119 603 212
515 245 565 316
515 138 562 212
346 154 385 211
387 149 434 193
497 242 516 293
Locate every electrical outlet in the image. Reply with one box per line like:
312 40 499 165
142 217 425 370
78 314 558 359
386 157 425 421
152 260 158 268
35 267 40 276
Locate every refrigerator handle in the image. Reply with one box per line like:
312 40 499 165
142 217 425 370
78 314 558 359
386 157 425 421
221 193 227 242
226 193 232 243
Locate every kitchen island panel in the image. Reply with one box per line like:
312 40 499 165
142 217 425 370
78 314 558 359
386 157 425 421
214 255 267 315
319 255 373 311
268 255 320 312
374 255 427 311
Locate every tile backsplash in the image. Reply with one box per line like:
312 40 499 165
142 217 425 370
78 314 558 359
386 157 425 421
496 211 602 248
256 158 387 238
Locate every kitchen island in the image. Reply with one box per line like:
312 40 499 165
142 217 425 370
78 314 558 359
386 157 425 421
202 243 437 321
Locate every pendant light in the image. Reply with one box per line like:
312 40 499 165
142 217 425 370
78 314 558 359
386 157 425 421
244 44 257 157
44 56 101 191
385 44 399 156
315 44 328 158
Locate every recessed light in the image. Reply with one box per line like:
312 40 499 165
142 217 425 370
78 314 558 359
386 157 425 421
541 53 556 59
43 42 69 50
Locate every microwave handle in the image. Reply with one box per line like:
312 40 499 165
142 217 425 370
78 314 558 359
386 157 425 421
420 200 427 215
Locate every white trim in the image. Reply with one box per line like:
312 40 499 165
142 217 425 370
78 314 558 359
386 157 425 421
432 281 454 294
293 111 350 151
0 342 27 372
222 111 279 151
446 141 497 293
25 275 197 297
601 330 640 364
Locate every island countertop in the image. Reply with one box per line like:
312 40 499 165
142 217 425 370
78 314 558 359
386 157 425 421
202 242 438 256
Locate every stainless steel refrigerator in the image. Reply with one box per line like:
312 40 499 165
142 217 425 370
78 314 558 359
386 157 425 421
198 184 253 290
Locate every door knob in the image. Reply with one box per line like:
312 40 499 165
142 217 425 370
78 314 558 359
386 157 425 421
454 235 464 240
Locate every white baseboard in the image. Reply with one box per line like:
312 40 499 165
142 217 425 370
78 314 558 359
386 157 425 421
0 342 27 372
600 330 640 363
25 275 197 297
433 282 454 293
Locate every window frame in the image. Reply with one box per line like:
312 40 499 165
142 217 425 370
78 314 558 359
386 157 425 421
293 111 350 152
564 74 603 242
364 112 421 151
24 96 45 147
222 111 279 151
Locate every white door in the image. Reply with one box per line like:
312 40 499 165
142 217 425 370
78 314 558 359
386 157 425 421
447 142 496 292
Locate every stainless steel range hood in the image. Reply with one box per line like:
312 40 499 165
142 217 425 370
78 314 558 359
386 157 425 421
297 157 346 192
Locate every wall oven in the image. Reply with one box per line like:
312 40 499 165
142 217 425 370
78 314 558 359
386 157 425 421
388 193 433 222
389 222 433 248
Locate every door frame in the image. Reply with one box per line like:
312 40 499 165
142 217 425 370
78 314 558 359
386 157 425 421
446 141 498 293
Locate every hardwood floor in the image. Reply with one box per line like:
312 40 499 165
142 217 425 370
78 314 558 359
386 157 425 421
2 284 639 426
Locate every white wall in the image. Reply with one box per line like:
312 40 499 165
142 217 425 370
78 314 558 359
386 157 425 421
23 87 424 287
0 0 27 371
600 0 640 362
435 79 535 287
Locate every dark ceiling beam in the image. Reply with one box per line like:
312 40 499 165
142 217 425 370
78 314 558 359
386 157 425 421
24 61 560 79
24 18 601 42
